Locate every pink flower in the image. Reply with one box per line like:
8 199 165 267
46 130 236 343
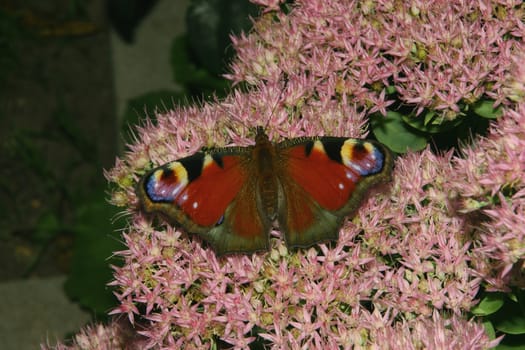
41 319 149 350
228 0 523 119
101 85 505 347
374 311 502 350
451 102 525 291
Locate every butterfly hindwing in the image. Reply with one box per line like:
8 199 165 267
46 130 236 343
277 174 341 248
213 177 270 254
277 137 393 247
137 148 270 255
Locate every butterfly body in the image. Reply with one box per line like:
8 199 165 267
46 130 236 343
138 128 393 255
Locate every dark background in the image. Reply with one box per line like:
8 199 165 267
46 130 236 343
0 0 258 347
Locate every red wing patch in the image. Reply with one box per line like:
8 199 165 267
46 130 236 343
283 141 359 211
226 186 266 239
141 154 247 228
177 155 246 227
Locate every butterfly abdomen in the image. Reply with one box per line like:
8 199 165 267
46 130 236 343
253 133 279 220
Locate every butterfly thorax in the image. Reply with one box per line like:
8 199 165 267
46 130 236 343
252 131 279 220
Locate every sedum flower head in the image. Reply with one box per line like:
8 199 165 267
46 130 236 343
228 0 523 118
41 319 147 350
450 102 525 291
101 83 503 348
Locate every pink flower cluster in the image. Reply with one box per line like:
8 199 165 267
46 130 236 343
44 0 525 348
41 319 142 350
228 0 523 118
451 103 525 291
98 93 512 348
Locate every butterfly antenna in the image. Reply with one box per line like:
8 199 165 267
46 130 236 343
262 78 289 133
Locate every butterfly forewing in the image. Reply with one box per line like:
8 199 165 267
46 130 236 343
277 137 392 247
137 148 270 255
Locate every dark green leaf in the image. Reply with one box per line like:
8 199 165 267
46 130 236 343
33 212 61 244
170 35 230 96
495 334 525 350
472 292 506 316
107 0 160 43
385 85 397 95
186 0 259 75
370 111 428 153
482 320 496 340
402 110 464 134
472 99 503 119
64 189 125 317
493 299 525 335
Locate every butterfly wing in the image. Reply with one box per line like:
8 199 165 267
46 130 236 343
137 148 270 255
277 137 393 248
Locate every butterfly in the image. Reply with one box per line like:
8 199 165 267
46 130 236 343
137 127 393 255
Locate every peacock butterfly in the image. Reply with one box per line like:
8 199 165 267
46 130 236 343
137 127 393 255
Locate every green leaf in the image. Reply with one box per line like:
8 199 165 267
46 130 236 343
172 35 211 85
385 85 397 95
370 111 428 153
482 320 496 340
493 299 525 335
401 110 464 134
33 212 61 244
472 99 503 119
186 0 259 75
107 0 159 43
64 189 125 317
170 35 231 95
495 334 525 349
472 292 506 316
